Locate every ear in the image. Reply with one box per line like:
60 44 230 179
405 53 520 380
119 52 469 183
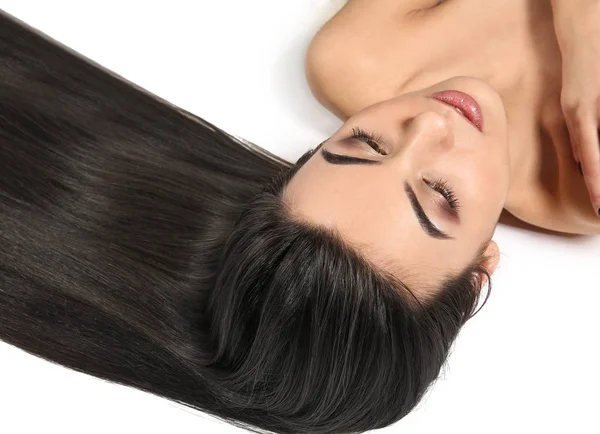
482 240 500 275
479 240 500 287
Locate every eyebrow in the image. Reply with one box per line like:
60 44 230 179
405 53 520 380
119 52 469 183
320 147 454 240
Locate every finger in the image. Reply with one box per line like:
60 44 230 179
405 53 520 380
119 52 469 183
565 115 581 164
577 116 600 216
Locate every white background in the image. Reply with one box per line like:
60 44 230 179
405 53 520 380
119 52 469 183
0 1 599 433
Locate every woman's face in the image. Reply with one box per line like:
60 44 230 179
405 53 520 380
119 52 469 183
284 77 511 296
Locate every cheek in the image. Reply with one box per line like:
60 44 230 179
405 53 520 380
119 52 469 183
463 158 503 209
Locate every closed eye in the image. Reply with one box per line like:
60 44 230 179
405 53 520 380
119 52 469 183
349 127 389 155
319 147 455 240
424 178 461 219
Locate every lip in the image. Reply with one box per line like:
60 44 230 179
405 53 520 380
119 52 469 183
428 90 484 132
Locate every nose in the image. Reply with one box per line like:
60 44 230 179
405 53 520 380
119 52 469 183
403 110 454 151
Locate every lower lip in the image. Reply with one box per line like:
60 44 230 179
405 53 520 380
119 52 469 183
429 90 484 132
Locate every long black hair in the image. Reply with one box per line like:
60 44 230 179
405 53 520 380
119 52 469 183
0 10 493 434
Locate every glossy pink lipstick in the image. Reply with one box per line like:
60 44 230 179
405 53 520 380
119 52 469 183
429 90 484 132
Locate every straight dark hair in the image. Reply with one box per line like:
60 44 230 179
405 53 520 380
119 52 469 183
0 10 493 434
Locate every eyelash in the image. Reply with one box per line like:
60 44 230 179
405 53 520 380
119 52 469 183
350 127 388 155
426 178 461 211
349 126 461 211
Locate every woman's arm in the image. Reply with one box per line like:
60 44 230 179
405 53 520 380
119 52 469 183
550 0 600 218
550 0 600 48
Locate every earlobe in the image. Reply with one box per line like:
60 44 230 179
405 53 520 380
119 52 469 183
481 240 500 282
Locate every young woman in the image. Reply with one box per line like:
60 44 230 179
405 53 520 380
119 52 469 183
0 2 593 434
305 0 600 236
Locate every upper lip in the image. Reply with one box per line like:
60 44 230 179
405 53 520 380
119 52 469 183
427 90 484 132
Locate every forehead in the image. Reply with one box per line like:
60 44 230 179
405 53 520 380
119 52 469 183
283 145 474 292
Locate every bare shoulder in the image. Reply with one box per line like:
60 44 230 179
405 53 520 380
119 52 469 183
498 209 582 238
501 204 600 236
305 0 438 119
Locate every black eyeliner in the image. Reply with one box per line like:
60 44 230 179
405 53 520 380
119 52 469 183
320 148 382 165
318 147 454 240
404 182 453 240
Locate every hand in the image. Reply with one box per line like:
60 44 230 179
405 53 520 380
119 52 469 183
552 0 600 216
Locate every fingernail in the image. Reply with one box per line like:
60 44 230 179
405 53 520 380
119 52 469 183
578 162 583 176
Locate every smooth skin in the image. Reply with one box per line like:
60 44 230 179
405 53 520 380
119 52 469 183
284 77 508 296
304 0 600 237
551 0 600 221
